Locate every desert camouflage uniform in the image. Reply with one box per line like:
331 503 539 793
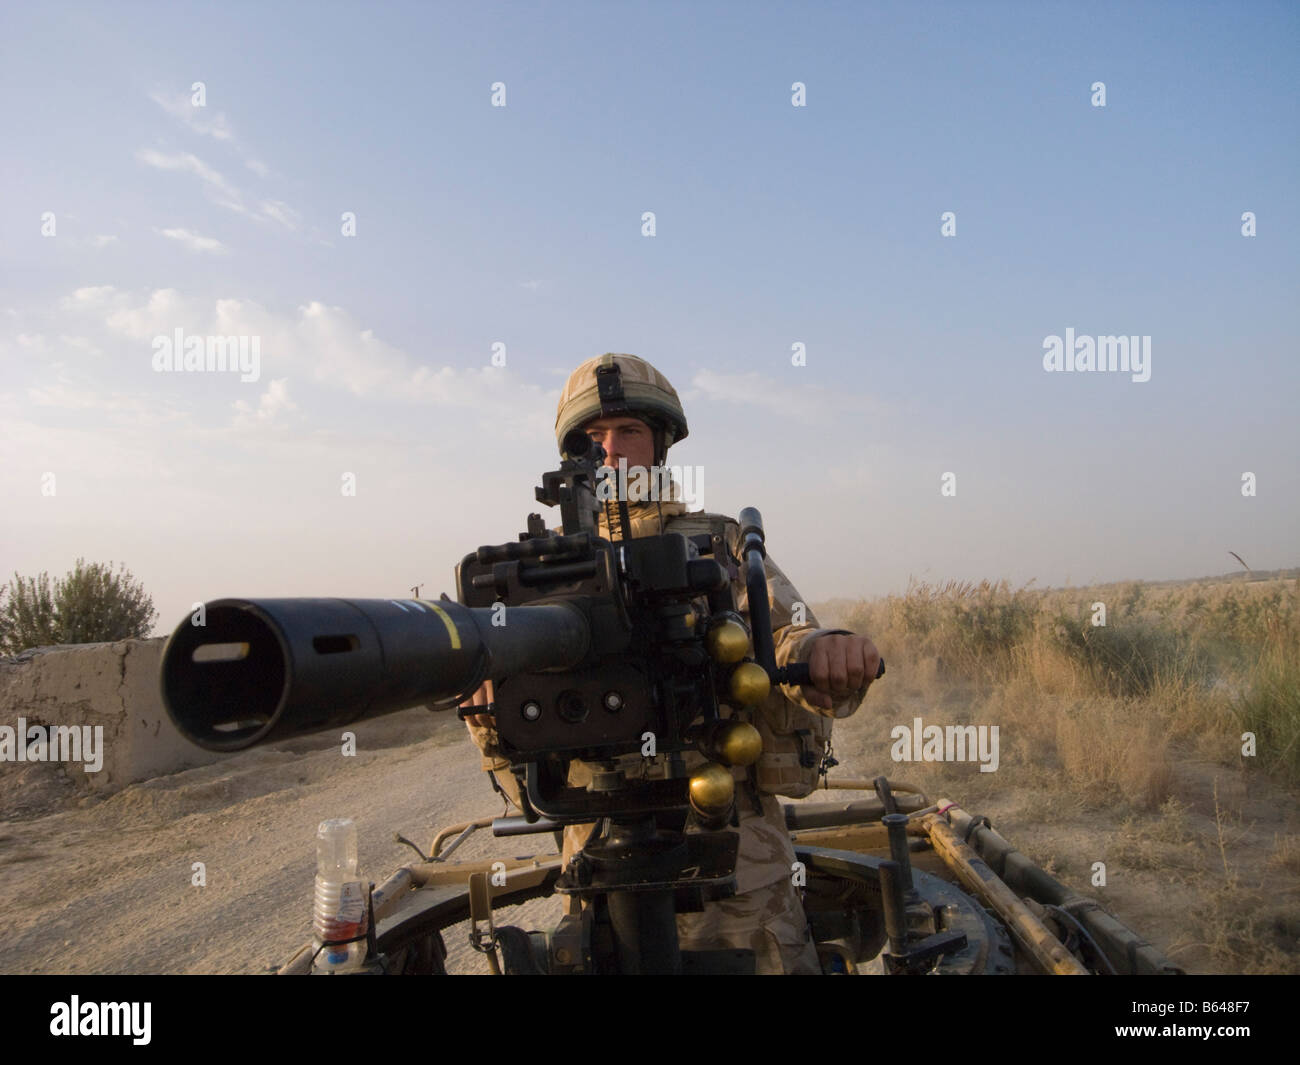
466 497 869 974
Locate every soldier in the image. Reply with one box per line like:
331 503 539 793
463 353 880 974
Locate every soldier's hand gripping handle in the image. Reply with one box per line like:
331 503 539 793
459 679 496 728
738 507 884 710
796 633 884 711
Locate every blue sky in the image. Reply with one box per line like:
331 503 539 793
2 1 1296 634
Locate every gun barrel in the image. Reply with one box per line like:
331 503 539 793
160 597 589 751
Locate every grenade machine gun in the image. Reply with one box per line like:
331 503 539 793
160 430 883 974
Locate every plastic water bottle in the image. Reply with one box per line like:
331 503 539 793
312 818 369 973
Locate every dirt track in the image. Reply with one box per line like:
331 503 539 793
2 700 1295 974
0 708 540 974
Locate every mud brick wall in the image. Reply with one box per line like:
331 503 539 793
0 638 224 792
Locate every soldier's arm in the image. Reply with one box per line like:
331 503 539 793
727 524 877 718
460 680 524 810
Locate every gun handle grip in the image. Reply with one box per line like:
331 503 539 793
778 657 885 688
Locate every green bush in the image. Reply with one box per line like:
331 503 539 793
1046 614 1207 697
0 559 157 655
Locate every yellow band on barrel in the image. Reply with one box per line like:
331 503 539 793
421 601 462 650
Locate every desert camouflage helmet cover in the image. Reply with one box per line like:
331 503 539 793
554 353 689 455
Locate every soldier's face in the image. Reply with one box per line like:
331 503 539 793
584 416 656 472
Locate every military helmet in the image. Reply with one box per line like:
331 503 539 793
555 353 689 459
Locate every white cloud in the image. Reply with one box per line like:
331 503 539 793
144 91 299 231
136 148 246 213
156 227 228 254
258 199 299 230
520 280 545 290
135 148 299 228
149 89 235 142
233 378 296 427
26 286 558 444
2 288 683 616
104 288 185 339
89 234 118 248
61 286 121 310
136 148 233 190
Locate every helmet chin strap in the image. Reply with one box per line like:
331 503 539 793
653 425 667 467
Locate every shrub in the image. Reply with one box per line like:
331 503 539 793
0 559 157 654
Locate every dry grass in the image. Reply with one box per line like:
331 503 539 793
838 573 1300 793
825 571 1300 973
1181 882 1300 974
1105 799 1200 872
1268 834 1300 877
